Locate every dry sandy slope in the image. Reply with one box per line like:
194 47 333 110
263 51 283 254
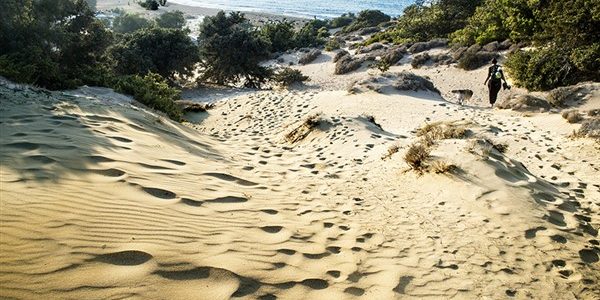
1 77 598 299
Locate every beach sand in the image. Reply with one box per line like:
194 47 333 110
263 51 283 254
1 16 599 300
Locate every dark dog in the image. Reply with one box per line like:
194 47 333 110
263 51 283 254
451 89 473 105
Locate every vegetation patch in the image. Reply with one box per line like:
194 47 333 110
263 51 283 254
408 39 448 54
272 68 309 87
393 72 440 94
335 56 364 75
416 121 470 140
114 73 182 121
382 144 400 160
404 142 431 173
298 49 322 65
411 53 430 69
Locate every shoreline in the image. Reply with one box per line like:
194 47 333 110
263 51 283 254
96 0 310 23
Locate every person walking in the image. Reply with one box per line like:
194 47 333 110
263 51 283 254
484 58 507 107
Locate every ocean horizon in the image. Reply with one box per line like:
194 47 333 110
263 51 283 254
168 0 414 19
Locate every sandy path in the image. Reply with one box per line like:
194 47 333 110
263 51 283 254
1 54 599 299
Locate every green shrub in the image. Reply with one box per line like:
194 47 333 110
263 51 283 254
505 48 576 91
343 10 390 33
272 68 309 87
140 0 159 10
324 39 342 51
108 27 198 81
450 0 538 46
260 21 295 52
0 0 113 89
375 59 391 73
329 13 355 28
114 73 182 121
294 22 325 48
368 1 481 45
198 11 271 87
156 10 186 29
457 50 497 70
113 13 153 34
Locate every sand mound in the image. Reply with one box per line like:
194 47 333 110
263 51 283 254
496 93 552 112
349 72 441 95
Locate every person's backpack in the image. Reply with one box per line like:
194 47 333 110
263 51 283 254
492 65 503 80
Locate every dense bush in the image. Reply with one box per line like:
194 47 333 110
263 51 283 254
335 56 363 75
294 22 326 48
113 13 153 33
272 68 309 87
452 0 599 90
140 0 159 10
298 49 322 65
504 48 575 91
85 0 96 10
156 10 186 29
114 72 183 120
260 21 295 52
367 0 481 44
457 50 497 71
198 11 271 87
0 0 113 89
343 10 390 33
324 38 343 51
450 0 538 46
329 13 355 28
108 27 199 81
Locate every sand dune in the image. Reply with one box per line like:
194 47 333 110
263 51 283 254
1 58 599 300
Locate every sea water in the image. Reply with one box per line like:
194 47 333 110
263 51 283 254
168 0 413 19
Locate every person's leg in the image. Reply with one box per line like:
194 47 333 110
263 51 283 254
490 81 501 106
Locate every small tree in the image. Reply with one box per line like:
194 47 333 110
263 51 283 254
113 13 152 33
156 10 186 29
140 0 159 10
343 10 390 32
108 27 199 81
260 20 295 52
197 11 271 87
0 0 113 89
376 59 391 73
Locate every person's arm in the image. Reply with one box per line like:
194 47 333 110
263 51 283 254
484 70 491 85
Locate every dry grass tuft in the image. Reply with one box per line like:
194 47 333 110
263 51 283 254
285 113 323 143
562 110 583 123
178 100 215 113
404 143 431 172
430 160 457 174
382 144 400 160
468 138 508 157
416 121 469 141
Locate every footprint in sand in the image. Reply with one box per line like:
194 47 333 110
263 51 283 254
94 250 153 266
